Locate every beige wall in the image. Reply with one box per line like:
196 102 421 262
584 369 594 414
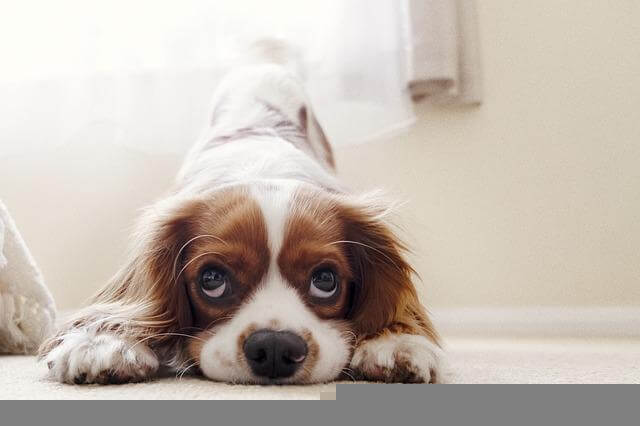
337 1 640 307
2 0 639 310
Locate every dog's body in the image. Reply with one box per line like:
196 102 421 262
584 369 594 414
40 42 444 385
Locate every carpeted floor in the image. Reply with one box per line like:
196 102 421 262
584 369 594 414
443 337 640 384
2 337 639 399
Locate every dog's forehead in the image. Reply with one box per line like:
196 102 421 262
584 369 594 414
186 182 344 276
248 182 343 256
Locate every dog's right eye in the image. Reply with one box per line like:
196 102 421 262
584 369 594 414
200 268 229 298
309 269 338 299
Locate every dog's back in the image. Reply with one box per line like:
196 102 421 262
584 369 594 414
177 40 336 193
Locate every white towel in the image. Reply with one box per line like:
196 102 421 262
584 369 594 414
406 0 482 105
0 200 55 354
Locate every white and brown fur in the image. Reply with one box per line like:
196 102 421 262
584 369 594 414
39 41 445 385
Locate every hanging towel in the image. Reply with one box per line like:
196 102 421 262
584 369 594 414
0 200 55 354
406 0 483 105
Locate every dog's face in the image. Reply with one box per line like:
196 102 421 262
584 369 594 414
152 182 417 384
180 184 352 384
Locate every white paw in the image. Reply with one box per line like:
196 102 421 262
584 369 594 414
350 333 445 383
43 330 159 384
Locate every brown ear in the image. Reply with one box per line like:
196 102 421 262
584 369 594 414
39 196 202 358
58 197 203 347
93 196 207 335
339 198 439 344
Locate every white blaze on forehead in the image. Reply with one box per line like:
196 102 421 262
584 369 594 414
250 180 298 257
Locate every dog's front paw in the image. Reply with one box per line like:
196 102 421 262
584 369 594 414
350 333 445 383
43 330 159 384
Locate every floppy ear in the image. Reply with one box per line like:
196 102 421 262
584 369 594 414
339 196 439 344
93 197 201 330
40 196 203 356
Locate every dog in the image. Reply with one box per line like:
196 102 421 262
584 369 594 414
39 40 444 385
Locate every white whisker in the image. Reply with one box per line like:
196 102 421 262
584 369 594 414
177 361 199 379
172 234 227 280
341 368 356 382
174 251 223 284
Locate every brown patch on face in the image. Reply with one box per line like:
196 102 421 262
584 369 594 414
278 188 354 320
188 330 206 363
41 186 271 376
296 329 320 382
280 186 438 347
177 186 269 362
235 323 259 366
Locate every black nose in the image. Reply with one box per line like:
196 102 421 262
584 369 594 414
243 329 308 379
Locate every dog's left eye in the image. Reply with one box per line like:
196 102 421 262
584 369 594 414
309 269 338 299
200 267 229 298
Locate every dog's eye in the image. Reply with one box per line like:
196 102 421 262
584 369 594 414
309 269 338 299
200 268 229 298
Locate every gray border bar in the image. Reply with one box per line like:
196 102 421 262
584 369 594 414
1 384 639 426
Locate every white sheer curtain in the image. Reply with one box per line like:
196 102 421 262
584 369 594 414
0 0 414 158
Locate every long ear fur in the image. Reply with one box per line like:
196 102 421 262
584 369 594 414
39 195 201 358
339 193 439 344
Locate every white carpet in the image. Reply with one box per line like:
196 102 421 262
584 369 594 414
444 337 640 384
2 337 639 399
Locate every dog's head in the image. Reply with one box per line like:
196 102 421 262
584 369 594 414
113 182 423 384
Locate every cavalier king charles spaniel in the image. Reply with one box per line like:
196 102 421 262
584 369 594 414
40 40 445 385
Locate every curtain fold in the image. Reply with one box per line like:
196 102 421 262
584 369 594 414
406 0 483 105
